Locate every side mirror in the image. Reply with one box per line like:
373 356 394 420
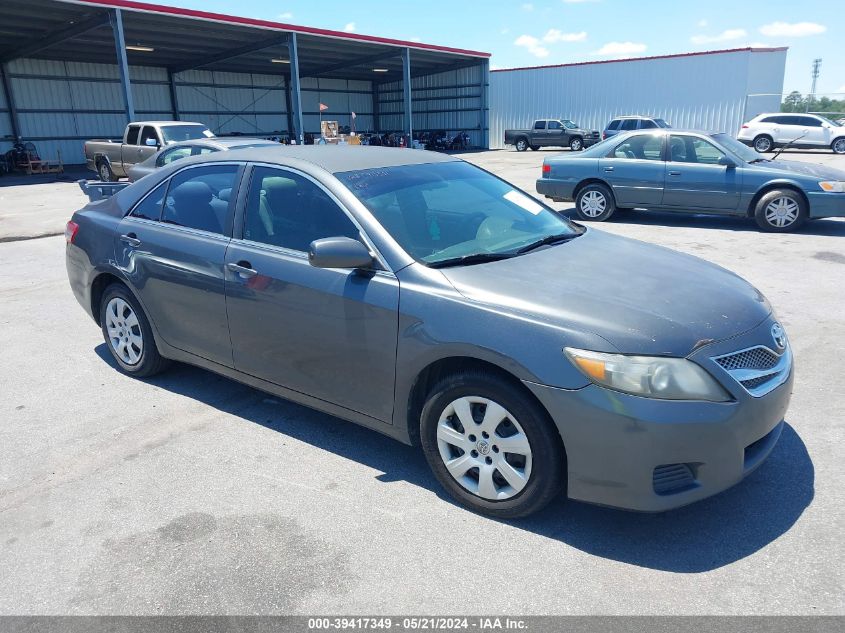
145 138 159 147
718 156 737 168
309 237 374 270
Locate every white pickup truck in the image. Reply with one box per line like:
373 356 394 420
84 121 214 181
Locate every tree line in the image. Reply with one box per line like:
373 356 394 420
781 91 845 114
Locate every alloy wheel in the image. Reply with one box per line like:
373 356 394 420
754 137 772 153
833 138 845 154
571 138 582 151
580 190 607 218
105 297 143 365
516 139 527 151
99 162 110 181
436 396 532 501
764 196 800 228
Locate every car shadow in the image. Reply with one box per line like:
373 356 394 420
95 344 814 573
559 207 845 236
0 165 90 188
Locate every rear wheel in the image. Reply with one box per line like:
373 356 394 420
529 144 539 151
832 138 845 155
753 135 773 153
515 138 528 152
100 284 170 377
97 160 115 182
754 189 807 232
569 137 583 151
575 182 615 222
420 371 565 518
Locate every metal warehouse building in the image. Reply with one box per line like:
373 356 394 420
0 0 490 164
489 47 787 149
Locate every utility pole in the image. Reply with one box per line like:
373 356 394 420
807 58 821 112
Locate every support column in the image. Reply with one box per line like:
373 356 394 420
168 69 180 121
402 47 412 140
1 63 21 140
372 82 380 133
110 9 135 123
480 59 489 149
283 75 294 138
287 32 304 144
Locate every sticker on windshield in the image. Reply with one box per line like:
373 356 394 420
504 190 543 215
203 129 215 138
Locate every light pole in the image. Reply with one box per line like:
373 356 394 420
807 58 821 113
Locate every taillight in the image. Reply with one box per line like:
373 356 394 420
741 124 749 129
65 220 79 244
542 163 551 177
602 132 607 139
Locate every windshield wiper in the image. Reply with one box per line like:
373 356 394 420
749 157 770 163
428 252 516 269
515 232 580 254
772 133 807 160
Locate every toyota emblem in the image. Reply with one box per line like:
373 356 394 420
771 323 786 350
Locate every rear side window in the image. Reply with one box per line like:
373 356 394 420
162 165 239 235
607 119 620 130
125 125 141 145
130 181 167 221
534 120 546 130
620 119 638 131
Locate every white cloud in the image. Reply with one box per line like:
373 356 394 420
514 34 550 58
759 21 826 37
592 41 647 56
521 3 534 11
837 85 845 94
278 12 293 19
543 29 587 43
697 19 708 28
690 28 747 44
343 22 356 32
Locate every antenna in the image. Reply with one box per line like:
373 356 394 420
807 58 822 112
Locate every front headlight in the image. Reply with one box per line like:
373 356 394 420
564 348 732 402
819 181 845 192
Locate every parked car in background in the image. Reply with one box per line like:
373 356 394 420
128 137 279 181
837 117 845 127
602 115 670 139
66 145 792 518
504 119 600 152
85 121 214 182
537 129 845 232
738 113 845 154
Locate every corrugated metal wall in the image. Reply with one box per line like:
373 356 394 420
488 49 786 149
378 64 486 147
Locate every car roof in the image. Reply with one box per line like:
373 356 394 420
208 145 459 174
132 121 208 127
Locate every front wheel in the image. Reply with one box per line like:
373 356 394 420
420 371 565 519
832 138 845 155
575 183 615 222
569 137 583 151
100 283 170 377
754 189 808 232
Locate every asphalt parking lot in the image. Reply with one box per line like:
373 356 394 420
0 149 843 615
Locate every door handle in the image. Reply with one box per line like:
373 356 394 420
604 166 614 172
227 261 258 279
668 170 681 176
120 233 141 247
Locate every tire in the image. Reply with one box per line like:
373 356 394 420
529 145 539 151
753 135 773 153
569 137 583 151
420 371 565 519
515 138 528 152
99 283 170 377
753 189 808 232
97 160 116 182
832 138 845 155
574 182 615 222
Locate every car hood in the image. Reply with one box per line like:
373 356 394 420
439 229 771 356
754 159 845 180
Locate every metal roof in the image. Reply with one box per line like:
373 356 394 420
0 0 489 81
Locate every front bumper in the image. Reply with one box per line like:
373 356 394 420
524 318 794 512
807 191 845 218
582 136 601 148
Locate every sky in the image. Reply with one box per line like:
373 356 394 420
149 0 844 96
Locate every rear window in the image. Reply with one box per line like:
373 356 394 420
607 119 621 130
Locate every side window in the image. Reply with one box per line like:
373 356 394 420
130 181 167 221
612 134 663 160
547 120 562 130
669 135 725 164
781 116 803 126
244 166 359 252
533 120 546 130
125 125 141 145
639 119 657 129
800 116 822 127
161 164 239 235
140 126 159 148
156 146 193 167
607 119 620 130
620 119 638 131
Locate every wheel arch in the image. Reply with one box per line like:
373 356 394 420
573 178 614 202
747 182 809 217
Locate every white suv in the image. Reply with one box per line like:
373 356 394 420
738 113 845 154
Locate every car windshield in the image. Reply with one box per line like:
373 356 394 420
654 119 670 128
336 161 579 266
711 133 761 162
160 125 214 143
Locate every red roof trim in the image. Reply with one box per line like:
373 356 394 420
491 46 788 73
65 0 491 58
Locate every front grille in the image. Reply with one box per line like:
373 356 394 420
653 463 697 495
714 346 779 372
741 373 779 390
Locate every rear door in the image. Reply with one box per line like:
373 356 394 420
224 164 400 423
114 163 242 366
599 133 666 207
662 134 741 211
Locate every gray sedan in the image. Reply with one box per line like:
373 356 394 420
65 146 792 517
537 129 845 231
127 137 279 181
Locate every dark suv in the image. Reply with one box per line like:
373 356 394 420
603 115 671 139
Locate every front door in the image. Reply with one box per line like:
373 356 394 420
662 135 741 211
114 163 241 366
224 165 400 423
600 133 666 207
